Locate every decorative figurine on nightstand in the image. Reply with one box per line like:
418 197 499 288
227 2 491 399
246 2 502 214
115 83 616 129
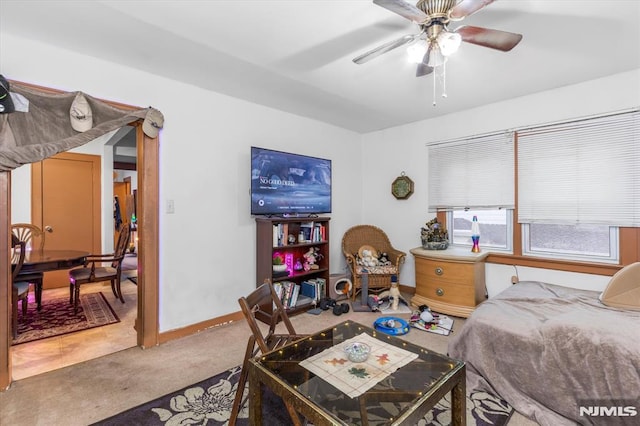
471 215 480 253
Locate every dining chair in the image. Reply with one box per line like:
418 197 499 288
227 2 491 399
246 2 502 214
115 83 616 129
11 223 46 310
68 225 131 314
11 235 29 339
229 280 309 426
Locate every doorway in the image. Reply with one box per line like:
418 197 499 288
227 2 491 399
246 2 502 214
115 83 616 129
1 98 159 391
10 149 138 380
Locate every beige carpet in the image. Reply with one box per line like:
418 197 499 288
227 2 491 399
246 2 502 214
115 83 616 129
0 304 539 426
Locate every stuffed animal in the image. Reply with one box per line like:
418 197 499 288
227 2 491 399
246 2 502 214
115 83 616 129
303 247 323 271
377 252 391 266
359 249 379 268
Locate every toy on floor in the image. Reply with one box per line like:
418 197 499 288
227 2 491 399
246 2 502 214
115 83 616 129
373 316 410 335
367 289 409 312
409 305 454 335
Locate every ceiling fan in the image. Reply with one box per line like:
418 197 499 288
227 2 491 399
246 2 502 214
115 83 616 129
353 0 523 77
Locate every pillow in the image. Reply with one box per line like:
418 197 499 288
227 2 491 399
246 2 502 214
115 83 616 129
600 262 640 310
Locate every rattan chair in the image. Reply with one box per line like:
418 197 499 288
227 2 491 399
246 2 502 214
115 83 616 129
341 225 406 301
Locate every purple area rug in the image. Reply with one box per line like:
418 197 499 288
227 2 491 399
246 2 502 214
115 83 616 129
92 365 513 426
12 292 120 345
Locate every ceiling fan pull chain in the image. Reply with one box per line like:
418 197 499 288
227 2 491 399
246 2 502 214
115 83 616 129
442 62 448 99
432 68 437 106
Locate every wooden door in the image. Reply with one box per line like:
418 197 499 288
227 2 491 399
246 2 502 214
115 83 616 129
32 152 102 288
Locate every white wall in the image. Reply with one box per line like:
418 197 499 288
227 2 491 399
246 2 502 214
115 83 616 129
114 170 138 190
361 69 640 297
2 33 362 332
4 31 638 332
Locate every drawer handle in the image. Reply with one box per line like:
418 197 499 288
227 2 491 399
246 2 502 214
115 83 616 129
435 267 443 276
436 288 444 297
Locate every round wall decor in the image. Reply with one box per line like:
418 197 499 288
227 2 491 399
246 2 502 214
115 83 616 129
391 172 414 200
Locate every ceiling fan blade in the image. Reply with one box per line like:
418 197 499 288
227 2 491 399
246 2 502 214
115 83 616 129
353 33 419 64
416 49 434 77
416 62 434 77
373 0 429 24
449 0 495 20
456 25 523 51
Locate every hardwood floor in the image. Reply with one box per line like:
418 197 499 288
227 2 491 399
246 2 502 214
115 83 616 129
10 273 137 381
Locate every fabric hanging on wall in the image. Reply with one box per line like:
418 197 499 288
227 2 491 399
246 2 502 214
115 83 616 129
0 81 158 172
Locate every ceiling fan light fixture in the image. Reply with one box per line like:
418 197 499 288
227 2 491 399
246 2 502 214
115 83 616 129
437 31 461 56
407 42 428 64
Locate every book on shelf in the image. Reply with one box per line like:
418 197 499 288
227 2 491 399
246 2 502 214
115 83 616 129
289 283 300 308
300 278 326 303
272 224 279 246
274 281 303 309
282 281 294 308
272 223 290 247
299 221 314 242
295 294 314 307
300 280 317 301
272 282 284 309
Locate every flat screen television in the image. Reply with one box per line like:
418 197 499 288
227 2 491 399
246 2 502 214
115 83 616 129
251 146 331 216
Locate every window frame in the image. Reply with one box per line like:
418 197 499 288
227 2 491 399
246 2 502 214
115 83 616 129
521 223 620 264
435 109 640 275
446 209 514 254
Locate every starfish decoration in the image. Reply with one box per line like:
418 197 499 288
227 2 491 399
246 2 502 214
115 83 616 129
324 358 348 366
376 353 390 365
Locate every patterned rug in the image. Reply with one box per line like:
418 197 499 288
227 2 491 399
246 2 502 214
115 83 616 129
93 365 513 426
12 292 120 345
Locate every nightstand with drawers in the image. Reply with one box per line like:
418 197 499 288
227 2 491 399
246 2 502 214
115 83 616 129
410 247 489 318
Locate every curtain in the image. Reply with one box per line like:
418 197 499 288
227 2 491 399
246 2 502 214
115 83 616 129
428 131 514 211
0 82 153 171
518 110 640 226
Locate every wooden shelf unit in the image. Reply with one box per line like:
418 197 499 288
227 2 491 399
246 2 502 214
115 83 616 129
255 216 330 315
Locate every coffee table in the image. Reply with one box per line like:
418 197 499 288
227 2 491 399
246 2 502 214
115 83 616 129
248 320 466 425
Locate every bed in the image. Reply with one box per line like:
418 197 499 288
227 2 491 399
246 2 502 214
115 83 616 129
447 280 640 426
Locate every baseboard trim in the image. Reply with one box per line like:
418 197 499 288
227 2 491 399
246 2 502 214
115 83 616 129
158 285 415 344
399 284 414 296
158 310 244 344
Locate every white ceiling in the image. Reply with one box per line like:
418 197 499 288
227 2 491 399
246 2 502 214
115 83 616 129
2 0 639 134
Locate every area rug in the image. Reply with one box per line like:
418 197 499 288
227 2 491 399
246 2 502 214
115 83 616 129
12 292 120 346
93 365 513 426
128 276 138 285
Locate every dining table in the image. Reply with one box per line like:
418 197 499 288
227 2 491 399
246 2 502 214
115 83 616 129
12 249 89 310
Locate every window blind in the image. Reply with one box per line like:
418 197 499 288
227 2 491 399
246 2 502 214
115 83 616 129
518 110 640 226
428 132 514 211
